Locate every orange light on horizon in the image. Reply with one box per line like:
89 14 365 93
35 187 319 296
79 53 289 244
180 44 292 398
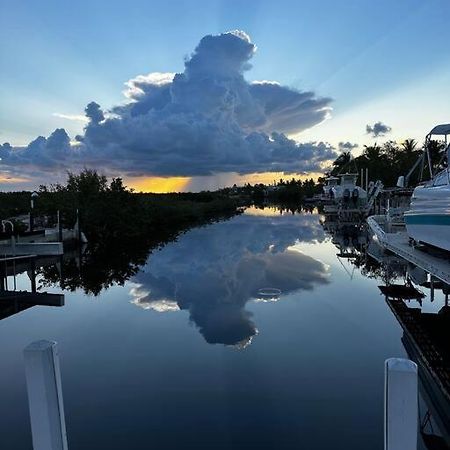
232 171 323 186
125 171 323 193
0 175 30 183
127 176 191 193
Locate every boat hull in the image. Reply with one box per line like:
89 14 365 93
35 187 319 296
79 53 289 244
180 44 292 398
404 180 450 252
404 214 450 252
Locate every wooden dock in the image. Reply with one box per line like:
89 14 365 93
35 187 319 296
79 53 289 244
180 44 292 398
0 239 63 256
367 216 450 285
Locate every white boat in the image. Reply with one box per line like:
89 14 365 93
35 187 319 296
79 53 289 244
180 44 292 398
320 176 339 204
330 173 368 206
404 124 450 252
322 173 369 216
322 175 339 194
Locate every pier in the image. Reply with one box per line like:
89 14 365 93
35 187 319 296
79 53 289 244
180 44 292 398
0 239 63 256
367 216 450 286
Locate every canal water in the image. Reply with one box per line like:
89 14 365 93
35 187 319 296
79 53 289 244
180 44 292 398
0 207 448 449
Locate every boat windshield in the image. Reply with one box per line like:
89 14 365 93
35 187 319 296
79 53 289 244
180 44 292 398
326 178 339 186
432 168 450 187
341 175 357 185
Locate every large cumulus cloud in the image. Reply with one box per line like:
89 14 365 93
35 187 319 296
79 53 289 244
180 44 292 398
2 31 335 178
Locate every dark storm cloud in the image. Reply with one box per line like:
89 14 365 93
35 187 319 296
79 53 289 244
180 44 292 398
1 129 74 170
2 31 335 178
130 213 329 346
366 121 392 137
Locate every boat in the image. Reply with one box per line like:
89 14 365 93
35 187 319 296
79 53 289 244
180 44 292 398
404 124 450 252
321 175 340 201
326 173 367 207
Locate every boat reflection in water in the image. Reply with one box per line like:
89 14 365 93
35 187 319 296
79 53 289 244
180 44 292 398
324 217 450 449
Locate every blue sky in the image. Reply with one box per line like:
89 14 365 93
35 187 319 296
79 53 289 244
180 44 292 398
0 0 449 190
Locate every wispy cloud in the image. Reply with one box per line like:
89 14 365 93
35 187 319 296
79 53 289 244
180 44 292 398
52 113 88 122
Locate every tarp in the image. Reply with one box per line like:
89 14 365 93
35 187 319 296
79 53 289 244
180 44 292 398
429 124 450 136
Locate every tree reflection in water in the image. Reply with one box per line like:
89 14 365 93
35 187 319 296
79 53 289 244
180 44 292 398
39 209 330 346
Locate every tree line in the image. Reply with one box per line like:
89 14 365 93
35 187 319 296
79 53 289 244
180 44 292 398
330 139 446 187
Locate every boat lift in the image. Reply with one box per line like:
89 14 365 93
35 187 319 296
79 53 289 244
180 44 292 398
398 124 450 188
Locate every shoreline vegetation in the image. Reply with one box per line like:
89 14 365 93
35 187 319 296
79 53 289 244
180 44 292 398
1 170 243 295
0 138 443 294
1 137 441 227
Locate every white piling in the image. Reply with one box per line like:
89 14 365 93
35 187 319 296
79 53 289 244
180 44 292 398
384 358 418 450
24 340 68 450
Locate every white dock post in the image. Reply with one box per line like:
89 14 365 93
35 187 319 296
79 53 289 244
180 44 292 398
384 358 418 450
24 340 68 450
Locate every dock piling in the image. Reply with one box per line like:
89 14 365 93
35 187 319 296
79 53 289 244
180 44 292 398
384 358 418 450
24 340 68 450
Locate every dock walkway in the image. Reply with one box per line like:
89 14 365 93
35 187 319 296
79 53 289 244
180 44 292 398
367 216 450 285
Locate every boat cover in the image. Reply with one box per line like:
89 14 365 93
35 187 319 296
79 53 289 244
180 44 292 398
429 124 450 136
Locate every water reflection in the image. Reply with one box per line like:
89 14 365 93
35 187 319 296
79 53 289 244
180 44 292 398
39 245 147 296
131 212 329 346
2 207 450 448
0 256 64 321
324 217 450 448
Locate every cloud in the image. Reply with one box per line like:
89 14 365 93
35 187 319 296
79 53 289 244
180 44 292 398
52 113 88 123
130 212 329 346
338 141 358 152
1 128 74 171
366 121 392 137
2 31 336 179
84 102 105 124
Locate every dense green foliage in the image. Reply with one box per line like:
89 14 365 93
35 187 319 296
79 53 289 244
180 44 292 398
0 191 32 219
330 139 446 186
32 170 239 244
25 170 241 295
219 177 320 203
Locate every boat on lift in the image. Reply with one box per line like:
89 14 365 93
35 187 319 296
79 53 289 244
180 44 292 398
329 173 367 206
404 124 450 252
323 173 369 217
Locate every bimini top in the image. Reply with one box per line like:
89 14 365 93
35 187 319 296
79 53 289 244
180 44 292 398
428 123 450 136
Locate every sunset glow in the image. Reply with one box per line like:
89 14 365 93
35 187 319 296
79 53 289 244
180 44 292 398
127 176 191 193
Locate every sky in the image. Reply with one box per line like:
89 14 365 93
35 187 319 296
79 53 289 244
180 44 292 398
0 0 449 191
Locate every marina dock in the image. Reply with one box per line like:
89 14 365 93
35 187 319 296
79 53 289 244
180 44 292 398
367 216 450 285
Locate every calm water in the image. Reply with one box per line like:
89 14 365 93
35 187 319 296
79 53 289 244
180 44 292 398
0 207 448 449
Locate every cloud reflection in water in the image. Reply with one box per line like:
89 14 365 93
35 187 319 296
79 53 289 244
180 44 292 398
130 213 329 346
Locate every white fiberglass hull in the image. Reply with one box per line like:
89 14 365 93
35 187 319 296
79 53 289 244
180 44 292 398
404 220 450 252
404 181 450 252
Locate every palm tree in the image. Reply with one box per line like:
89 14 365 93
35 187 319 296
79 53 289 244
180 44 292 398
401 139 417 155
332 151 352 174
427 139 446 174
362 144 382 162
